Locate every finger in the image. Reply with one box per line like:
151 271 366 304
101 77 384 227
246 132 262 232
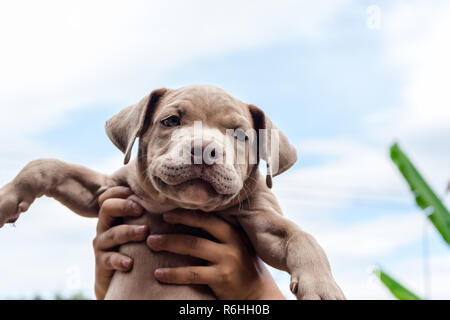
97 251 133 272
162 210 239 244
98 186 133 207
154 266 218 285
147 234 223 263
97 198 143 233
95 252 133 299
94 224 149 250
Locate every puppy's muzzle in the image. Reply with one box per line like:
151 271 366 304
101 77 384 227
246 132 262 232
152 139 242 195
191 139 223 166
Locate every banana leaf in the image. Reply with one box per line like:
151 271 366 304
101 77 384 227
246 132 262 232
374 267 421 300
390 143 450 245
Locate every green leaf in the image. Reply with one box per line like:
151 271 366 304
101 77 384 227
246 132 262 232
390 143 450 245
374 267 421 300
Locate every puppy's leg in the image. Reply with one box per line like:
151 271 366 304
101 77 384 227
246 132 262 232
236 189 345 300
0 159 115 227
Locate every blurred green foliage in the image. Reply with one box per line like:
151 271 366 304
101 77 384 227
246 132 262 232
376 144 450 300
391 143 450 244
374 267 420 300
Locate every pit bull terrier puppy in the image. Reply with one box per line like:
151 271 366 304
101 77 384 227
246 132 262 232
0 85 344 300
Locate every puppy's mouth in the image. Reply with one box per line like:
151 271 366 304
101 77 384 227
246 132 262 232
153 173 219 195
172 177 216 194
153 163 237 195
151 163 243 209
153 174 227 208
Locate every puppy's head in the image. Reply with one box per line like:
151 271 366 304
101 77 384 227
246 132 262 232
106 85 297 211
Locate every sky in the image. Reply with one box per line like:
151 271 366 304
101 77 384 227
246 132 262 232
0 0 449 299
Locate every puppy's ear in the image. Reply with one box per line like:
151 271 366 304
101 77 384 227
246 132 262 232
248 104 297 188
105 88 167 164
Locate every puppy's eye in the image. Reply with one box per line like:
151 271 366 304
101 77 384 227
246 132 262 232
232 128 248 142
161 116 181 127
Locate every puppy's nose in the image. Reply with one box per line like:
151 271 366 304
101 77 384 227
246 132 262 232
191 141 221 165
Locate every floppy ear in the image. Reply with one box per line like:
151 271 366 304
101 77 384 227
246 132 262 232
248 104 298 188
105 88 167 164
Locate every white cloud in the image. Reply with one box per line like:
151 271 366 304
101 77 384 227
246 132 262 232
369 0 450 149
267 1 450 299
0 199 97 299
361 1 450 202
272 138 412 221
317 212 426 258
363 0 450 197
0 0 349 136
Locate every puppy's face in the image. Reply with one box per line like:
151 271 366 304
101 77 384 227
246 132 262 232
105 85 297 212
141 86 254 210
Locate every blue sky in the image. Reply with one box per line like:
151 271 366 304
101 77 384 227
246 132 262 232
38 8 398 165
0 0 449 299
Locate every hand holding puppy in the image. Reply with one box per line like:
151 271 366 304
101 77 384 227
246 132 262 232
93 186 285 300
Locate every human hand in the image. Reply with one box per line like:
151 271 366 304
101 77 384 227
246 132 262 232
92 186 147 299
147 210 285 300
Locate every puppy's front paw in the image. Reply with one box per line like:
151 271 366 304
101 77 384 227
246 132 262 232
290 273 345 300
0 184 32 228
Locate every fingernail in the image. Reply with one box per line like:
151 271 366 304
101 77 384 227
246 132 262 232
130 201 142 214
154 268 165 278
147 235 162 246
121 257 132 268
134 225 147 235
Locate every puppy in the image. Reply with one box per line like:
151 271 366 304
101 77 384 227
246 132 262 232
0 85 344 300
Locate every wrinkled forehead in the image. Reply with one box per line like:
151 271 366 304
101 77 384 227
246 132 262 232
155 85 252 128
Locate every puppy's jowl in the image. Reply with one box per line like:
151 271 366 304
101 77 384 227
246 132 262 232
0 85 344 300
